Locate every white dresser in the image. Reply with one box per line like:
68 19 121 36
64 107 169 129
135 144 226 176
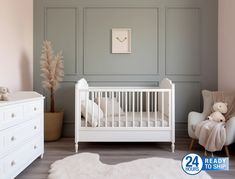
0 92 44 179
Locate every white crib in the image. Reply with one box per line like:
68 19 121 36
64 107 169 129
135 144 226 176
75 78 175 153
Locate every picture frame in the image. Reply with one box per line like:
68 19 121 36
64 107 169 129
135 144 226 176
112 28 131 54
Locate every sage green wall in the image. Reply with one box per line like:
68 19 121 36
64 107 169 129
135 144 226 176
34 0 218 137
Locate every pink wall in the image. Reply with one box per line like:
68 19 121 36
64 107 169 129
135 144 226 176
218 0 235 91
0 0 33 92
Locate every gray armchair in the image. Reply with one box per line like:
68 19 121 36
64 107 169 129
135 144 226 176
188 90 235 156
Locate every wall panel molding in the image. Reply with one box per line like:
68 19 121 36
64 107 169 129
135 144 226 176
165 7 201 76
174 81 201 122
44 7 78 76
34 0 218 137
83 7 159 75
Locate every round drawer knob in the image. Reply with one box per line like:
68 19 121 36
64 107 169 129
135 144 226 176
34 107 37 111
34 145 37 149
34 126 37 130
11 136 15 141
11 161 16 166
11 113 15 118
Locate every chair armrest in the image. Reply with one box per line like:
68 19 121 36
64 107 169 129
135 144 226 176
188 111 207 139
225 117 235 145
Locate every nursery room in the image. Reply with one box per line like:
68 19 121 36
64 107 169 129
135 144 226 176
0 0 235 178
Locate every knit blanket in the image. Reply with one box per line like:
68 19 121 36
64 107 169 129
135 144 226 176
195 120 226 152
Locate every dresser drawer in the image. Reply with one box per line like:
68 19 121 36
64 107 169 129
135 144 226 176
0 105 23 130
24 101 42 119
4 106 23 124
1 118 41 154
2 136 42 179
0 92 44 179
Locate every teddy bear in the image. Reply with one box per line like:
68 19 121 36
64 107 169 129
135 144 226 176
207 102 228 122
0 87 10 101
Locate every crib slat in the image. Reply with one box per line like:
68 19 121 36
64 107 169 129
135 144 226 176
125 92 128 127
79 92 81 128
118 91 121 127
155 92 157 127
98 92 101 127
162 92 164 127
146 93 148 112
132 91 135 127
92 92 95 126
151 92 153 112
140 92 143 127
147 92 150 127
129 92 131 112
169 91 171 128
137 92 139 112
112 91 114 127
122 92 124 111
105 91 108 127
85 92 88 127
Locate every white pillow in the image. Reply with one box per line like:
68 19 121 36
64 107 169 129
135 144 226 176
95 98 124 117
81 100 104 127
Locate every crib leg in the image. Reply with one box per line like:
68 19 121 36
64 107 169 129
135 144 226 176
171 142 175 153
75 143 79 153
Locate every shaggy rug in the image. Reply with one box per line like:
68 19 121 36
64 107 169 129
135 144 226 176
48 153 211 179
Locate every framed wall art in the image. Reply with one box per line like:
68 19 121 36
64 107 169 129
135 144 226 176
112 28 131 53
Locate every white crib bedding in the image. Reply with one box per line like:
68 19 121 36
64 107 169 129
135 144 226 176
81 112 169 127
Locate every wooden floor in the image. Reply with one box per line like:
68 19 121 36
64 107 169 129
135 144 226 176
17 137 235 179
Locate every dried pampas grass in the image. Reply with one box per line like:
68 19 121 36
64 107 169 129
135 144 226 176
40 40 64 112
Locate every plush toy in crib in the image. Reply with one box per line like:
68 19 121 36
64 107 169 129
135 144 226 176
207 102 228 122
0 87 10 101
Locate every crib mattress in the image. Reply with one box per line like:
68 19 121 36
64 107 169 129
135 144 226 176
81 112 169 127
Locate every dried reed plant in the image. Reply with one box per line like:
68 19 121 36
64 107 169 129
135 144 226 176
40 40 64 112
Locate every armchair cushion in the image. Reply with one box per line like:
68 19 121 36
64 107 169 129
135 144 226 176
225 117 235 145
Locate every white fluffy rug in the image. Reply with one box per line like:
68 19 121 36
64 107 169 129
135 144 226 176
48 153 211 179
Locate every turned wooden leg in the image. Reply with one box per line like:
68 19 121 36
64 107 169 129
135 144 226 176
189 139 195 150
171 142 175 153
224 146 230 157
75 143 78 153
